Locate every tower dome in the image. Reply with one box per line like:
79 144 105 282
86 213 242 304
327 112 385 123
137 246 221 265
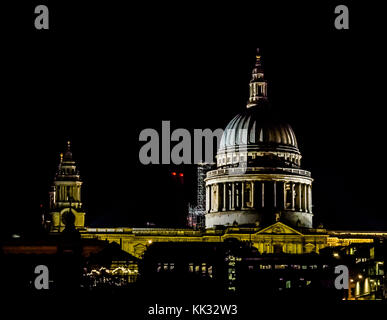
205 49 313 229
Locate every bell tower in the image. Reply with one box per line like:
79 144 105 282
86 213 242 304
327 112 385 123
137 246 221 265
49 141 86 232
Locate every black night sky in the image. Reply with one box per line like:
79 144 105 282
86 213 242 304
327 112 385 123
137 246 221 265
2 2 387 237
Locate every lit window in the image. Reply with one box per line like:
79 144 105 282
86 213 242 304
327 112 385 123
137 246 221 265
208 266 213 278
201 263 207 273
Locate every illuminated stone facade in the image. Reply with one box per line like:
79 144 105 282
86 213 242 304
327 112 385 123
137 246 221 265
79 224 387 260
80 222 328 259
49 141 86 232
47 51 385 266
206 50 313 229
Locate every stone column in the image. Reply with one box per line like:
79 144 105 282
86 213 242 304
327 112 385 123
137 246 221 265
299 184 303 212
228 184 232 210
213 184 217 212
296 183 302 211
211 185 214 212
231 183 235 210
223 183 227 211
291 182 295 210
308 185 312 212
241 181 246 210
206 186 210 212
236 183 240 209
283 182 287 210
210 185 214 212
303 184 308 212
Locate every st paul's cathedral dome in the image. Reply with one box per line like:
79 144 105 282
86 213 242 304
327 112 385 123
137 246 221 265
205 49 313 229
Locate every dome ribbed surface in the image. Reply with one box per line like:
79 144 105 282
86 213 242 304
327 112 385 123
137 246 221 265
219 105 299 154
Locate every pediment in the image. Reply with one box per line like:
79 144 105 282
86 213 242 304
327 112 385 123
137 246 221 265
256 222 303 236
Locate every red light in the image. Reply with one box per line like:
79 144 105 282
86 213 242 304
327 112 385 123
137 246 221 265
172 172 177 176
179 173 184 177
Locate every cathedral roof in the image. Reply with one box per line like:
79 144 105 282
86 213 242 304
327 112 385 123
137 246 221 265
219 103 299 154
218 49 299 155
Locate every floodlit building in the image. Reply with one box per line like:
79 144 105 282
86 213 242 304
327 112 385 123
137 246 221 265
45 50 386 299
48 141 86 232
205 50 312 229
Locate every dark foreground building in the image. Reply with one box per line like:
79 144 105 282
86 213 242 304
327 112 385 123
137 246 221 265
139 241 344 302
